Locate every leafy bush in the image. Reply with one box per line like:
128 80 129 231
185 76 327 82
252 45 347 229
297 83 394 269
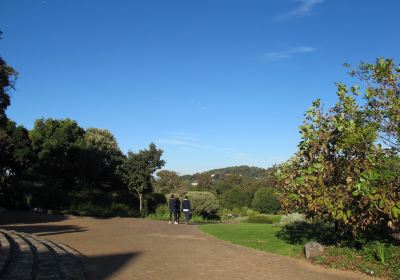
246 214 281 224
186 191 220 218
279 213 306 226
148 204 170 220
148 204 219 223
69 190 140 217
252 187 281 214
144 192 167 214
220 187 250 209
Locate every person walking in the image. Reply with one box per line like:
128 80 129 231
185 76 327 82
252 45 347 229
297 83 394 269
169 194 175 224
174 197 181 224
182 195 191 224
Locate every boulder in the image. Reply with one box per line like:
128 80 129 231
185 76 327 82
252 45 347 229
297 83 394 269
304 242 324 259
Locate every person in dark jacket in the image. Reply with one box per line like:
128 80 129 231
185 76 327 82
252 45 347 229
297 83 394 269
174 197 181 224
168 194 175 224
182 196 191 224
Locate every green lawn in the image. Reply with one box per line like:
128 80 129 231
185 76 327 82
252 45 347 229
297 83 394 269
199 223 303 256
199 223 400 280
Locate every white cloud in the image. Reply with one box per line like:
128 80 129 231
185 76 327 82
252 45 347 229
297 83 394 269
277 0 324 20
264 46 315 60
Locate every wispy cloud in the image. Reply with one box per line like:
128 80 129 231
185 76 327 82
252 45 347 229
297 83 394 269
277 0 324 20
157 134 243 155
157 134 208 150
264 46 315 60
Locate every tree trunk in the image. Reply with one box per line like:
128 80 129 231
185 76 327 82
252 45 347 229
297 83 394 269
138 192 143 214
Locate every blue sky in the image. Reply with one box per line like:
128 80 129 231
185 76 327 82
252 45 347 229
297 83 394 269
1 0 399 174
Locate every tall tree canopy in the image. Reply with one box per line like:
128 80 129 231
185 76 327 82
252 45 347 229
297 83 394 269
154 170 185 194
277 58 400 238
29 118 85 189
120 143 165 213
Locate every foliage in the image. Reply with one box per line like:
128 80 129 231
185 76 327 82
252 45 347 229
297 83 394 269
220 187 250 209
119 143 165 213
186 191 220 218
279 213 306 226
69 190 140 217
81 128 124 190
147 204 217 223
0 121 33 194
246 214 281 224
29 118 86 190
154 170 186 194
252 187 281 214
143 192 167 214
0 54 17 126
277 58 400 238
191 173 213 192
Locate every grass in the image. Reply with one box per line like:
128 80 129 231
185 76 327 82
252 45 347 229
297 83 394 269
199 222 400 280
199 223 303 256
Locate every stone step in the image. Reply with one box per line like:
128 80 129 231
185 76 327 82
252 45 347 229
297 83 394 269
16 233 60 280
0 230 34 280
0 231 11 275
0 230 85 280
19 233 85 280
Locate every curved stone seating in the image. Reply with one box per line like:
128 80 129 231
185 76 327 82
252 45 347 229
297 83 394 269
0 230 85 280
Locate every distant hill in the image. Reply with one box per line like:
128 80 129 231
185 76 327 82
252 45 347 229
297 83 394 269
182 165 274 181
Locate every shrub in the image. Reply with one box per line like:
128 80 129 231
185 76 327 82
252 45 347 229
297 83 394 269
186 191 220 218
69 190 140 217
220 187 250 209
148 204 170 220
252 187 281 214
279 213 306 226
144 192 167 214
246 214 281 224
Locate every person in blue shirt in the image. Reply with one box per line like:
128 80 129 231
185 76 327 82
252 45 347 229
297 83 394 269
174 197 181 224
181 196 191 224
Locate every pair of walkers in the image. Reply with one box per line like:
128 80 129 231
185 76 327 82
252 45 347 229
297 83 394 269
169 194 191 224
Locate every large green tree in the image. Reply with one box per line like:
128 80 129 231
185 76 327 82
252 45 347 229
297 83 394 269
154 170 185 194
29 118 85 190
79 128 124 189
119 143 165 213
277 58 400 238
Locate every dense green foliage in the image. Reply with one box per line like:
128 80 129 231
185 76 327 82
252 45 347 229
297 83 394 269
220 187 250 209
252 187 281 214
119 143 165 213
154 170 185 194
186 191 220 218
277 58 400 238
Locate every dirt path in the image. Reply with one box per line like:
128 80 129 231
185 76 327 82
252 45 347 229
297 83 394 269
0 212 377 280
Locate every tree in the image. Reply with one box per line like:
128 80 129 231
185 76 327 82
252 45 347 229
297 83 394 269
348 58 400 152
277 58 400 238
192 173 213 192
29 118 85 190
220 187 250 209
252 187 280 214
0 46 17 126
154 170 185 194
186 191 220 217
0 121 33 203
0 36 20 191
80 128 124 190
120 143 165 213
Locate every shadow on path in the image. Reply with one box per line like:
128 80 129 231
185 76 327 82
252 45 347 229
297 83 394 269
0 210 68 225
84 252 142 280
0 224 87 236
